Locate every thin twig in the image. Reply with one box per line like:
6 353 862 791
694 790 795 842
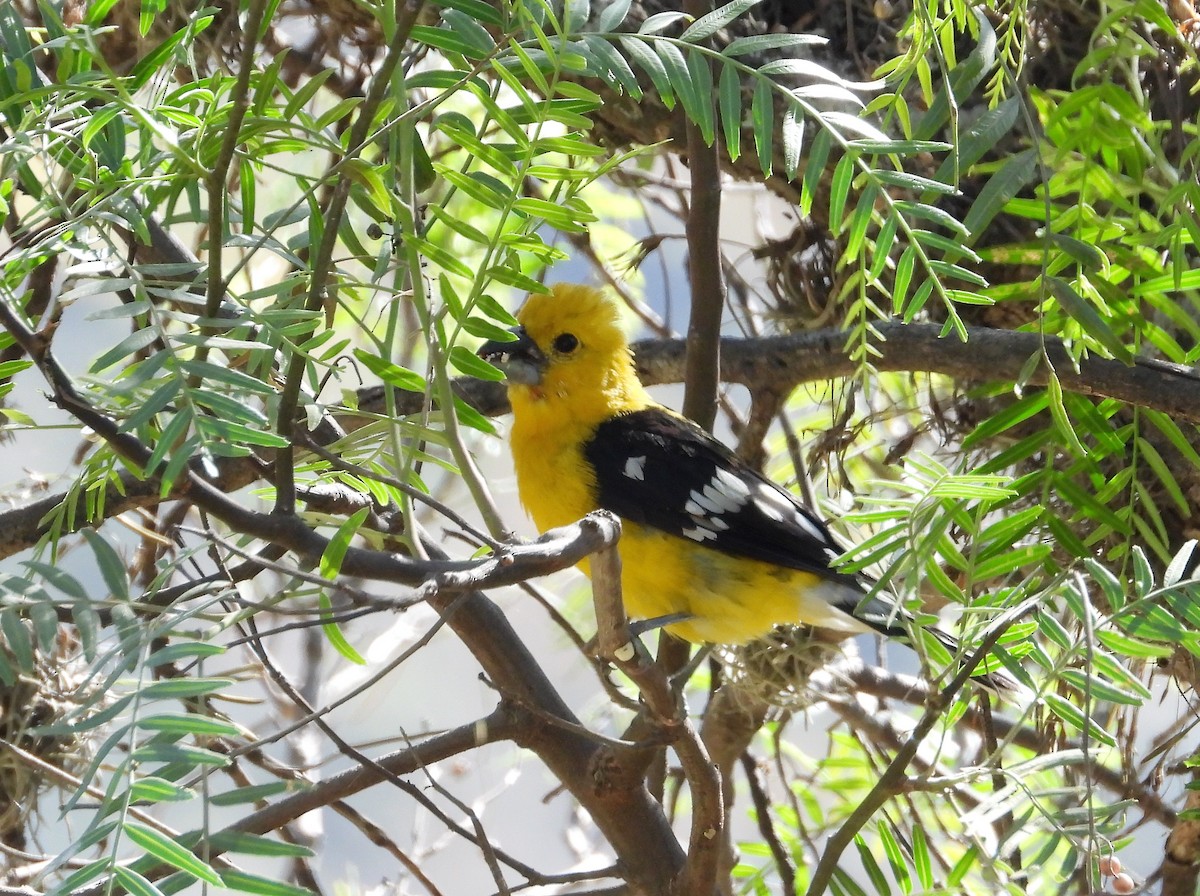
679 0 725 433
589 542 721 896
803 595 1041 896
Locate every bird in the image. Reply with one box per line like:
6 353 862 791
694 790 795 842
478 283 1009 687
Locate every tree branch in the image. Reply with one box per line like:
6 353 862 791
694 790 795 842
357 324 1200 427
679 0 725 433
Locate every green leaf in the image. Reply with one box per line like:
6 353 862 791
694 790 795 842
657 41 701 124
878 820 912 893
871 169 957 194
452 395 497 435
413 235 475 279
441 0 503 24
1045 275 1132 362
1090 651 1153 701
680 0 761 42
844 185 878 259
893 246 916 312
410 23 489 59
56 859 113 893
1059 669 1144 706
209 831 315 858
130 742 231 768
120 379 183 433
474 292 520 328
0 358 31 378
450 344 506 381
320 507 370 580
1042 692 1116 746
131 777 196 804
891 199 969 236
434 118 518 179
1045 370 1087 457
684 44 716 144
1132 545 1156 596
220 870 313 896
128 26 190 89
1049 232 1106 273
210 781 293 806
750 75 773 177
1143 410 1200 470
828 151 855 231
845 136 943 153
83 0 122 22
854 835 891 894
22 561 86 600
1165 540 1198 588
124 822 222 885
800 128 831 217
583 35 642 98
1099 628 1171 657
0 610 33 673
597 0 632 31
621 37 673 108
114 867 167 896
781 102 803 180
512 196 596 231
948 845 981 886
1138 437 1190 515
724 32 826 55
318 592 366 665
1121 601 1184 642
912 824 933 890
938 97 1020 179
718 62 743 162
563 0 590 31
639 11 688 33
1084 556 1128 614
1163 586 1200 629
82 529 131 601
135 713 242 738
145 641 227 667
354 350 429 393
461 315 517 342
141 677 236 700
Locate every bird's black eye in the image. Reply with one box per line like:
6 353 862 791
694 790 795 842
553 333 579 354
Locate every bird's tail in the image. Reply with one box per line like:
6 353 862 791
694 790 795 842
849 590 1023 696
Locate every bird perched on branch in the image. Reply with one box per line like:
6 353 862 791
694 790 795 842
479 283 1008 687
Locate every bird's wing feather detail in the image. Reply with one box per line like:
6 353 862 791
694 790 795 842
583 407 866 592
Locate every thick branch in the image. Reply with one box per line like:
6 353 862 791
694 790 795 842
360 323 1200 426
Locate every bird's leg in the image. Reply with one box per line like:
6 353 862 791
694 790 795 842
627 613 694 637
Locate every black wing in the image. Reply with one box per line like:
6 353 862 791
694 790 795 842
582 407 862 589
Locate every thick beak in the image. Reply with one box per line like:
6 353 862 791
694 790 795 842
478 326 547 386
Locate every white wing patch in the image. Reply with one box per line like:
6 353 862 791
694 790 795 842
681 525 718 543
681 469 754 541
751 480 826 540
624 455 647 481
755 484 787 522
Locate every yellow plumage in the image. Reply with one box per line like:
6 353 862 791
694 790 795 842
493 283 871 644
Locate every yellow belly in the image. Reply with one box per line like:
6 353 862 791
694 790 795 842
510 417 865 644
611 523 868 643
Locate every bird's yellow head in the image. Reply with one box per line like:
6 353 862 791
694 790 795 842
479 283 652 431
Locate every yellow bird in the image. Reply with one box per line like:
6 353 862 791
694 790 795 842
480 284 1002 683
